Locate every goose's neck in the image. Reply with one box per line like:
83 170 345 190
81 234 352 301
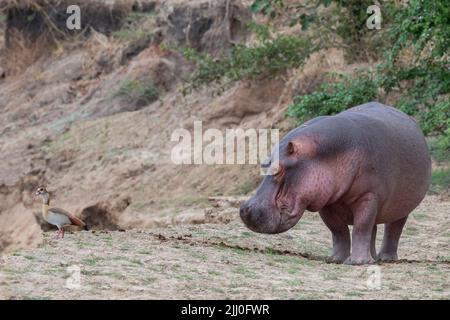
42 194 50 206
41 195 50 218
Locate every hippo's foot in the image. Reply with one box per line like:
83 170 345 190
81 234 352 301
377 252 398 262
326 253 350 264
344 256 375 265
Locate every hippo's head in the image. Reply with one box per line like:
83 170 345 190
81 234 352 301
240 132 321 234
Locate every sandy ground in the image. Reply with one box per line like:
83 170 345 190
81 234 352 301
0 195 448 300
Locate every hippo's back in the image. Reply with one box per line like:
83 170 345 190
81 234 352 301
344 102 418 130
341 102 429 163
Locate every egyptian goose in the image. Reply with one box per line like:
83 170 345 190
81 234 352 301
35 187 88 238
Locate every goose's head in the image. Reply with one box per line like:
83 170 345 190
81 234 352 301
35 187 50 202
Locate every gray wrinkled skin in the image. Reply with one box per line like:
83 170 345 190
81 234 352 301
240 102 431 265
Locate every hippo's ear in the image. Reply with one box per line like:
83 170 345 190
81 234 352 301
286 138 317 159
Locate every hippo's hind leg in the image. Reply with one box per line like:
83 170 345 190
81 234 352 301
378 216 408 261
319 206 351 263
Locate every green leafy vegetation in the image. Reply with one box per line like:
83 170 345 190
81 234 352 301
183 23 313 91
430 168 450 194
184 0 449 161
252 0 397 60
113 79 159 106
250 0 284 17
112 28 151 42
287 72 378 122
285 0 450 158
378 1 450 148
112 11 156 41
436 129 450 161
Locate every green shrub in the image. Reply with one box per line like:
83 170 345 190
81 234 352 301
381 0 450 155
286 73 378 122
429 135 450 164
287 0 449 156
112 11 156 41
435 126 450 163
251 0 397 61
183 25 313 90
438 127 450 149
113 79 158 105
112 28 151 41
430 168 450 194
419 101 450 136
250 0 284 17
387 0 450 65
320 0 394 61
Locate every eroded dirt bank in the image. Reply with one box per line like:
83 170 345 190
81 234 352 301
0 0 264 252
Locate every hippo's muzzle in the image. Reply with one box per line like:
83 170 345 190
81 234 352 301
240 202 280 234
240 198 304 234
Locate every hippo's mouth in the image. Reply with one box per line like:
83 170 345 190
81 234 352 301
279 195 306 230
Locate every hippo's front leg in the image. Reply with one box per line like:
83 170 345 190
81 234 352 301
319 207 351 263
345 193 378 265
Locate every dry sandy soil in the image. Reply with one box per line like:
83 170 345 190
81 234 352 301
1 195 448 300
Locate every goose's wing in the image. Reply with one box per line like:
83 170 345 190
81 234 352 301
49 207 86 227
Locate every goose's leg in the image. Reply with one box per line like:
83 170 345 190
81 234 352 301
55 229 61 239
61 228 65 238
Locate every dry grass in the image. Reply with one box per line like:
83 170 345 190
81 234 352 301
2 31 55 75
0 0 136 75
1 195 448 300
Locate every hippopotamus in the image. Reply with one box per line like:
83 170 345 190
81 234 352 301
240 102 431 265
